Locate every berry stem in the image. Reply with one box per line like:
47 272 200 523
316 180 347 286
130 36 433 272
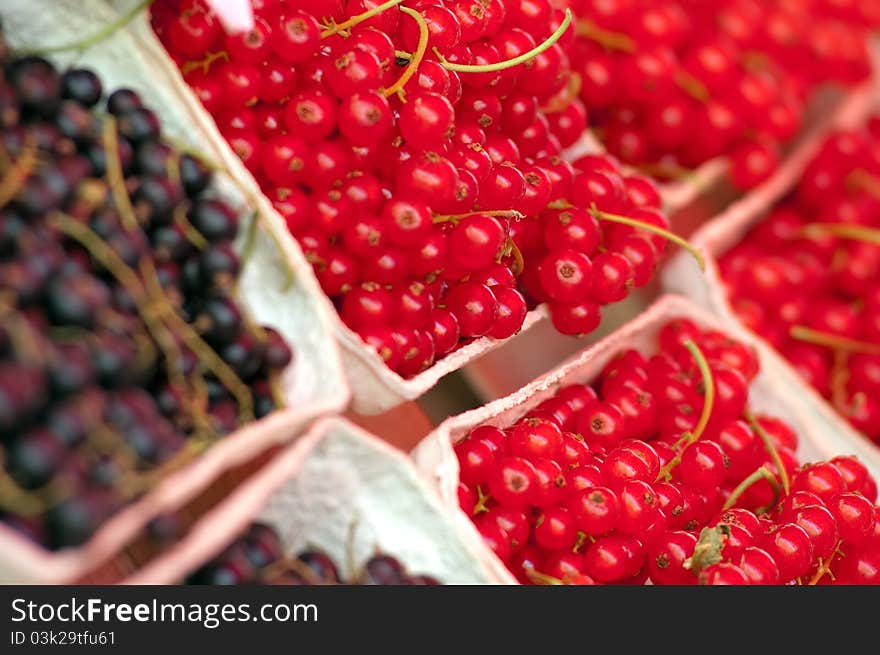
173 205 209 251
181 50 229 76
507 238 524 276
320 0 406 38
0 302 46 367
539 72 582 114
0 134 37 210
142 259 256 425
269 370 287 410
745 409 791 496
807 540 843 585
161 135 297 291
848 168 880 199
47 212 200 431
0 459 56 516
799 222 880 246
261 555 324 585
27 0 153 55
676 71 709 102
525 569 565 585
722 465 780 511
574 18 635 52
381 6 429 101
789 325 880 355
658 339 715 480
432 209 524 224
435 8 573 73
686 338 715 442
102 116 140 233
830 350 851 413
587 204 706 271
472 484 491 515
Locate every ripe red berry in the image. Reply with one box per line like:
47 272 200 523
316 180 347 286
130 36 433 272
538 249 593 303
679 440 729 492
444 281 499 337
399 92 456 150
271 10 320 63
449 214 506 271
829 492 874 546
534 506 577 551
567 486 619 536
583 534 645 583
509 417 563 461
487 456 538 510
648 530 698 585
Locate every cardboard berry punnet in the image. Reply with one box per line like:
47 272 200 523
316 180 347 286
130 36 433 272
411 294 880 584
661 81 880 475
0 0 350 583
125 417 497 584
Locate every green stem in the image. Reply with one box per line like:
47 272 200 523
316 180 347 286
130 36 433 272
574 18 635 52
432 209 524 224
799 222 880 246
382 6 428 100
588 204 706 271
789 325 880 355
722 466 780 511
435 8 572 73
657 339 715 480
321 0 406 37
745 409 791 496
28 0 153 55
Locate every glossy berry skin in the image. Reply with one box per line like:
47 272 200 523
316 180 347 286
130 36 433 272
648 530 697 585
679 441 729 492
583 534 645 583
487 457 538 510
567 487 619 536
534 507 577 551
699 562 750 585
793 505 838 560
739 546 781 585
539 249 593 303
761 523 814 583
829 492 874 546
445 281 498 337
271 11 321 63
509 417 562 461
399 92 455 149
449 215 506 271
455 438 496 486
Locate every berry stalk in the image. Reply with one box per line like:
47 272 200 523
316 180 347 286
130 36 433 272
790 325 880 355
432 209 524 224
658 339 715 480
721 465 780 511
588 204 706 271
382 6 429 100
436 8 573 73
799 222 880 246
320 0 406 38
0 135 37 209
574 19 634 52
745 410 791 495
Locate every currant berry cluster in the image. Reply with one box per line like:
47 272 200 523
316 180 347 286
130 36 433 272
569 0 878 190
151 0 692 375
721 119 880 447
186 521 442 584
0 29 293 550
454 317 880 584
